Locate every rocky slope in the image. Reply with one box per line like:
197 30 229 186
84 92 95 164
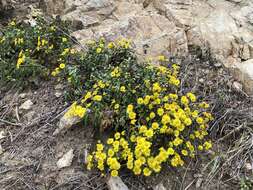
1 0 253 94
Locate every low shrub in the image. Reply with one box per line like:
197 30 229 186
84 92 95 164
0 18 214 178
0 18 73 86
62 40 214 177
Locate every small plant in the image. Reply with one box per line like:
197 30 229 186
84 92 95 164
0 18 73 87
61 39 214 177
240 177 253 190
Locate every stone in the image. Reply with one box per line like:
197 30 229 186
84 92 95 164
71 29 94 43
232 59 253 95
53 110 82 136
107 176 129 190
19 93 26 99
55 84 64 90
232 81 243 92
0 144 3 155
153 182 166 190
245 162 252 171
62 10 100 30
55 92 62 98
86 0 113 10
57 149 74 169
39 0 65 15
241 44 251 61
84 148 89 164
0 130 6 140
19 100 33 110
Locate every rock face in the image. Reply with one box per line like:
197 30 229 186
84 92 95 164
35 0 253 95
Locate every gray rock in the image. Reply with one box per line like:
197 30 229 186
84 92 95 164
233 59 253 94
55 92 62 98
19 93 27 99
153 182 166 190
55 84 64 90
53 111 82 136
19 100 33 110
107 176 129 190
57 149 74 169
0 130 6 140
232 81 243 91
0 144 3 155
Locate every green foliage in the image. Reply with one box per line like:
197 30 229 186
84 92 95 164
0 18 73 86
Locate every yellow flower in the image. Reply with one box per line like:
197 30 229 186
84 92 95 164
128 111 136 120
96 47 102 53
158 55 165 61
120 86 126 92
151 122 159 130
145 129 154 138
167 148 175 155
181 150 188 156
198 145 203 151
139 125 147 133
192 110 199 118
144 96 151 105
196 117 204 124
108 149 115 157
152 82 161 92
160 125 167 133
137 98 144 105
62 37 67 42
114 132 121 140
111 170 118 177
59 63 65 69
96 143 104 151
143 167 152 176
93 95 102 101
187 92 196 102
10 21 16 26
127 104 134 113
16 50 26 69
51 71 57 76
130 119 136 125
107 138 114 144
149 112 156 119
130 135 136 142
173 137 183 146
108 42 115 49
184 118 192 126
203 141 212 150
181 96 189 105
114 104 120 110
157 108 164 116
161 114 170 125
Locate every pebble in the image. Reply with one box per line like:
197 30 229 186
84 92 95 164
19 100 33 110
57 149 74 169
107 176 129 190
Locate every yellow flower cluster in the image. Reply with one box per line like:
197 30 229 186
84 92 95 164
65 101 87 118
84 53 214 177
14 38 24 46
110 67 121 78
16 50 26 69
117 38 131 49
